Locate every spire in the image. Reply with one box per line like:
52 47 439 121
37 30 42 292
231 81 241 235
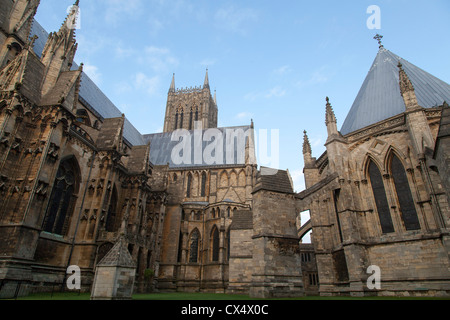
60 0 80 36
214 89 217 105
325 97 337 125
325 97 339 138
398 62 414 96
169 73 175 93
203 68 210 89
40 1 80 96
398 61 420 110
302 131 312 155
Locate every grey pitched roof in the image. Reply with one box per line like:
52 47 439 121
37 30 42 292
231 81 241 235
30 20 146 147
341 48 450 135
144 125 252 169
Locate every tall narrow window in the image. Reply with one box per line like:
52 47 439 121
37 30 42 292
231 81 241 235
391 155 420 230
211 226 220 262
368 160 395 234
177 232 183 263
201 172 207 197
43 158 80 236
180 110 184 129
186 173 192 198
174 112 179 130
189 229 200 263
189 110 193 130
195 109 199 122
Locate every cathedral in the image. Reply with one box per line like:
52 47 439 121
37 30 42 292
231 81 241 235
0 1 449 299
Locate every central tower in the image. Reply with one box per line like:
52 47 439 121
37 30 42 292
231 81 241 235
163 70 218 132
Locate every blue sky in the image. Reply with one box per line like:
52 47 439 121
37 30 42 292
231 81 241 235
34 0 450 194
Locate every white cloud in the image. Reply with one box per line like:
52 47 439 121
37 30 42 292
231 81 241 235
140 46 179 73
244 85 287 101
214 5 258 35
134 73 160 96
296 65 331 88
265 86 286 98
83 63 102 84
235 112 253 120
273 65 291 76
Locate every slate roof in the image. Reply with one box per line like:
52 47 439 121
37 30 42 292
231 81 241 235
143 125 252 168
341 48 450 135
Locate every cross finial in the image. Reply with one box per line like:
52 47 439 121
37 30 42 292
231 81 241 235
374 34 383 48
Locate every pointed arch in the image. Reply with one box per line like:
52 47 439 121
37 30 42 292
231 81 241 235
382 145 407 171
230 170 237 186
389 152 420 230
362 152 385 175
211 225 220 262
189 228 201 263
367 159 395 234
220 170 228 187
238 169 246 186
42 156 81 236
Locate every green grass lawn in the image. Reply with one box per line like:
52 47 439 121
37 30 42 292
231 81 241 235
13 292 450 301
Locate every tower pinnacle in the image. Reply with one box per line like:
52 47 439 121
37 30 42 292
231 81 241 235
203 68 210 89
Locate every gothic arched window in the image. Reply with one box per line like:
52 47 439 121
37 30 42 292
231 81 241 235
390 155 420 230
201 172 207 197
186 173 192 198
189 229 200 263
174 112 179 130
189 109 193 130
211 226 220 262
177 231 183 263
43 157 80 236
180 110 184 129
368 160 395 234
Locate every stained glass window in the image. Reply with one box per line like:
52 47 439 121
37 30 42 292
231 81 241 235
189 229 200 263
43 158 79 235
369 160 395 234
391 155 420 230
